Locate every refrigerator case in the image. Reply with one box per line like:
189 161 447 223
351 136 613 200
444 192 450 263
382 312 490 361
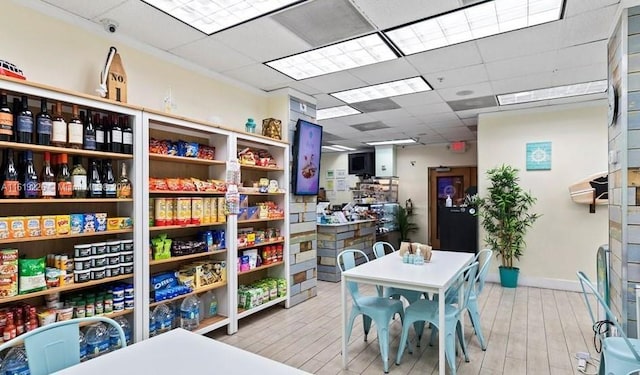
371 203 399 233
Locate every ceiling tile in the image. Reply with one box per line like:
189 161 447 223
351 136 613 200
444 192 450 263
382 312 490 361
391 91 444 107
425 64 489 89
42 0 128 19
314 94 347 108
420 112 461 124
498 100 550 111
350 121 389 131
547 93 606 106
462 118 477 126
438 82 494 102
556 40 607 70
406 42 484 74
339 113 376 125
455 107 499 119
384 116 420 127
170 37 255 73
351 0 459 29
475 21 561 62
485 50 557 81
300 72 366 93
223 63 293 89
404 102 454 116
491 73 554 94
564 0 620 18
421 135 448 145
551 63 607 85
350 98 401 113
349 59 422 85
285 81 324 96
365 108 413 122
559 4 617 48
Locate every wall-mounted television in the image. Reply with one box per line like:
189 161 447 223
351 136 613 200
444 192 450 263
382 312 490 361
348 152 375 176
292 119 323 195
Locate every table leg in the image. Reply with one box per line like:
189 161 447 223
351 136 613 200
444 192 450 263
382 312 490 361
459 276 465 339
439 286 445 374
342 275 348 369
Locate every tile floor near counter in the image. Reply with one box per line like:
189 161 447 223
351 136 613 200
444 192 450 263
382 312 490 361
208 281 595 375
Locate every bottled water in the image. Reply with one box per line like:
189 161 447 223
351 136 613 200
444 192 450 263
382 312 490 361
149 309 157 337
79 330 87 362
180 295 200 331
152 303 173 335
1 346 29 375
108 316 132 350
84 322 110 359
200 291 218 319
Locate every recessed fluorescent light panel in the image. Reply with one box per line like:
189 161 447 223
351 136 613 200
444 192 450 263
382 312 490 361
332 145 356 151
331 77 431 103
366 139 417 146
266 34 398 80
142 0 303 35
497 80 607 105
385 0 564 55
322 146 342 151
316 105 361 120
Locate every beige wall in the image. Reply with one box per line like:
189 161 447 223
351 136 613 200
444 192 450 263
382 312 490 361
319 152 361 205
478 102 608 287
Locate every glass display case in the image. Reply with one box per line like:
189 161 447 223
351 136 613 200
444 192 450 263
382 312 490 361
371 203 399 234
352 177 399 204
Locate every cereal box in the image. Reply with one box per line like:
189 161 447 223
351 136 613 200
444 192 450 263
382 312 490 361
70 214 84 235
56 215 70 236
25 216 41 237
82 213 96 233
0 218 9 240
9 217 26 239
95 213 107 232
41 216 56 237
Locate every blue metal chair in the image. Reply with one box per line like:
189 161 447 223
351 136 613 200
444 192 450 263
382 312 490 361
396 261 479 375
0 316 127 375
577 271 640 375
372 241 423 304
338 249 405 374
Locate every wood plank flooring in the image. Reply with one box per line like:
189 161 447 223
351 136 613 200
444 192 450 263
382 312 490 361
208 281 597 374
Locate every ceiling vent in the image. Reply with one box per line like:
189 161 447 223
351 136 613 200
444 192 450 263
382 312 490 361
447 95 498 111
350 98 401 113
351 121 389 132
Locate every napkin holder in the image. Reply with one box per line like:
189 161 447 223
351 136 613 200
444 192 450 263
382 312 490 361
398 242 432 262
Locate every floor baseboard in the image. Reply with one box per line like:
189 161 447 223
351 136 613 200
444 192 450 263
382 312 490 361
486 273 581 292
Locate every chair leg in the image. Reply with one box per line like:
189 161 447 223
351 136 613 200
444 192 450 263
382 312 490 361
414 321 425 346
345 310 359 343
444 328 457 375
467 299 487 350
429 325 438 346
456 321 469 362
395 316 413 365
362 315 372 342
377 326 390 373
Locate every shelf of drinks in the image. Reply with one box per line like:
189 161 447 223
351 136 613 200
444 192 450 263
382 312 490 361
237 239 284 250
148 281 227 308
237 296 287 319
149 222 226 232
149 154 226 166
0 198 133 204
0 274 133 304
238 261 284 276
193 315 229 335
149 190 224 196
239 165 284 172
0 141 133 160
0 229 133 245
238 218 284 224
102 308 134 320
239 192 286 196
149 249 227 266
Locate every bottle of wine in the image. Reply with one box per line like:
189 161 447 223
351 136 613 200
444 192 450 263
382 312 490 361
88 159 103 198
122 116 133 154
117 161 132 199
51 102 67 147
1 149 19 198
83 109 96 151
56 153 72 198
94 113 105 152
110 114 123 154
71 156 87 199
102 159 116 198
40 152 56 199
35 98 52 146
102 115 111 152
15 96 33 144
11 98 20 142
21 150 39 198
67 105 83 149
0 92 13 142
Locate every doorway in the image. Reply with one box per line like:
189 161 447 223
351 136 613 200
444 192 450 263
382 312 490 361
428 166 477 249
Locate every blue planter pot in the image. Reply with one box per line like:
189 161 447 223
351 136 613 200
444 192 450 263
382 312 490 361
499 266 519 288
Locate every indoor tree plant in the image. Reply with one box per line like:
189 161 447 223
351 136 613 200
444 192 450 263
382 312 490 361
396 205 418 242
475 164 540 288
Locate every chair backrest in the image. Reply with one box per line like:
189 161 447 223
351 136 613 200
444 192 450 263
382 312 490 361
338 249 370 302
475 249 493 294
0 316 127 375
450 261 479 316
372 241 395 259
577 271 640 362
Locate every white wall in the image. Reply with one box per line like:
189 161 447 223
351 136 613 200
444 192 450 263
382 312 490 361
478 102 608 288
319 152 360 205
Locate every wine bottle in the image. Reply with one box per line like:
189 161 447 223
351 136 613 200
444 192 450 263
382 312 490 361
11 98 20 142
56 153 72 198
94 113 105 152
117 161 132 199
102 159 116 198
71 156 87 199
40 152 56 199
110 115 123 154
88 159 103 198
51 102 67 147
83 109 96 151
16 96 33 144
102 115 111 152
67 105 83 149
2 149 19 198
0 92 13 142
122 116 133 154
35 98 52 146
21 150 39 198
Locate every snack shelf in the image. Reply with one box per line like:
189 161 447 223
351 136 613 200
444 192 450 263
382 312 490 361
149 223 226 232
0 274 133 304
149 190 224 196
0 229 133 244
237 239 284 250
238 261 284 276
103 308 134 320
237 296 287 319
0 198 133 204
238 218 284 224
193 315 229 335
239 164 284 172
149 153 226 166
0 141 133 160
149 281 227 308
238 192 286 196
149 249 227 266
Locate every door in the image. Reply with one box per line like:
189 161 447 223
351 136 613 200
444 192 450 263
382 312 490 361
428 166 477 249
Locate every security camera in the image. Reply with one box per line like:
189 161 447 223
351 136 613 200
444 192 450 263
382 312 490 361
101 19 118 33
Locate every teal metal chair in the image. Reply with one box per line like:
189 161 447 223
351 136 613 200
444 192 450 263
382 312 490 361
396 261 479 375
372 241 423 304
0 316 127 375
338 249 405 374
577 271 640 375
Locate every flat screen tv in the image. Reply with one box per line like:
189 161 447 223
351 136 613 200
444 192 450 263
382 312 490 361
292 119 323 195
348 152 375 176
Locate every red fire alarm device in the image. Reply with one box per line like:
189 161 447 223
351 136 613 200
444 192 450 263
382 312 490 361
449 141 467 153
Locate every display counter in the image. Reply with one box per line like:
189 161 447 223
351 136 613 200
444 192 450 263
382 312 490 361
317 220 376 282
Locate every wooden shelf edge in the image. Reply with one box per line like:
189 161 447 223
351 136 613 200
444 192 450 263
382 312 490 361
239 165 284 172
149 190 225 196
238 261 284 276
149 282 227 308
149 154 226 166
238 192 286 196
237 240 284 250
0 198 133 204
0 229 133 244
0 141 133 160
238 218 284 224
149 223 226 231
237 296 287 319
150 249 227 266
193 315 229 335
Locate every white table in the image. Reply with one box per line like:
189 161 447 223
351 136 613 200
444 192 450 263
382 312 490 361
55 328 311 375
341 250 474 375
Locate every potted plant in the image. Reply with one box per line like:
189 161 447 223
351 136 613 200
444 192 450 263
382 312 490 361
475 164 540 288
396 205 418 242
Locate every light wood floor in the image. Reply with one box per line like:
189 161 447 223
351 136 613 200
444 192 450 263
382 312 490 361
209 281 597 374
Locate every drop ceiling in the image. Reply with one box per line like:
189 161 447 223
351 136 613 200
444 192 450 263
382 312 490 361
39 0 619 150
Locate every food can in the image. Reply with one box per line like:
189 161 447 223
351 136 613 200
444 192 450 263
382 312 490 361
217 197 226 223
203 198 212 224
154 198 167 226
191 197 203 225
210 198 218 223
165 198 175 226
176 198 191 225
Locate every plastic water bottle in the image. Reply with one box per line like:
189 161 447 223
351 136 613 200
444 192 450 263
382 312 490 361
1 346 29 375
84 322 110 359
152 303 173 335
180 295 200 331
200 291 218 319
208 294 218 318
149 309 157 337
108 316 131 350
79 330 87 362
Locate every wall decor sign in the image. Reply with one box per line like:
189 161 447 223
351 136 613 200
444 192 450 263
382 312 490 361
326 169 334 179
336 169 347 178
526 141 552 170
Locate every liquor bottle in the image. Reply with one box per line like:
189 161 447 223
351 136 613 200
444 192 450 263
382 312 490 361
51 102 67 147
11 98 20 142
102 115 111 152
94 113 105 152
102 159 116 198
110 115 123 154
35 98 52 146
117 161 132 199
83 109 96 151
121 116 133 154
0 92 13 141
21 150 39 198
88 159 103 198
1 149 19 198
56 153 72 198
40 152 56 199
15 96 33 144
67 105 83 149
71 156 87 199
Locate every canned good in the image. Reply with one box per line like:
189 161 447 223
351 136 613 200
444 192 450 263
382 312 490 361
92 242 107 256
74 244 92 258
176 198 191 225
73 257 92 271
203 198 212 224
166 198 175 226
113 300 124 312
124 298 134 310
91 267 106 280
106 240 122 254
191 197 203 225
74 270 91 283
124 285 134 298
107 254 120 266
217 197 226 223
105 265 120 278
119 251 134 263
154 198 167 226
121 239 134 252
211 198 218 223
120 262 134 274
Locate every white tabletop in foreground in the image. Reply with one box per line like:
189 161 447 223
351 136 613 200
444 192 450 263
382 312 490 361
54 328 311 375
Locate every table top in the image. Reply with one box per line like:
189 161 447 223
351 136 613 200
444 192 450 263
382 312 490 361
54 328 311 375
342 250 474 290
